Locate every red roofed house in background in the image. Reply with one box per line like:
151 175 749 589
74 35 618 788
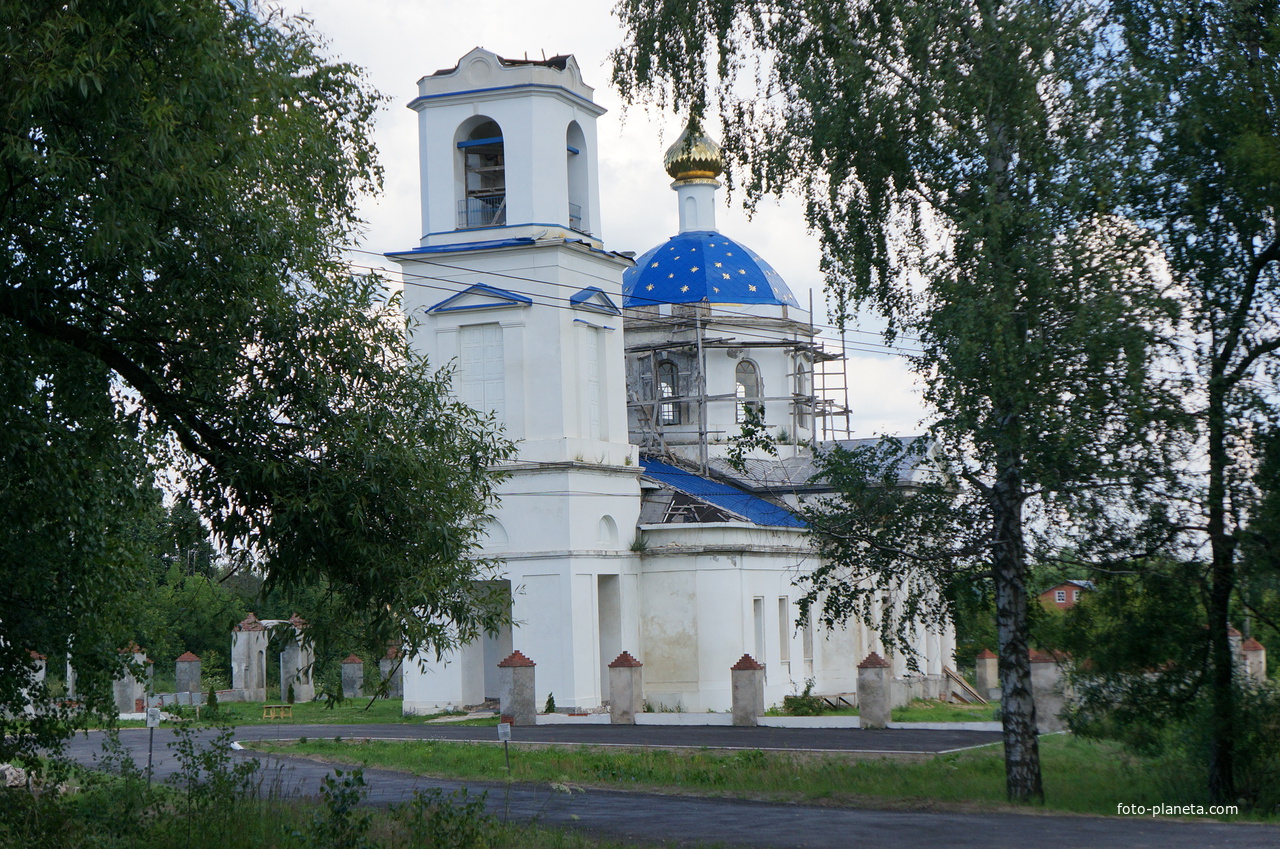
1039 580 1095 610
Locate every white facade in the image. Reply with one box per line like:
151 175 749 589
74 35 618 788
391 50 953 714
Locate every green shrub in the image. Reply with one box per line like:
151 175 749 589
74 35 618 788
782 679 826 716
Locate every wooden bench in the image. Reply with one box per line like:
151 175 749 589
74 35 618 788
262 704 293 720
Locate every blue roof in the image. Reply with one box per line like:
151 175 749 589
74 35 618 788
622 231 799 309
640 457 806 529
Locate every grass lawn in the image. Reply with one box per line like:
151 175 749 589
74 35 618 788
8 781 669 849
110 698 439 728
764 698 998 722
246 734 1249 820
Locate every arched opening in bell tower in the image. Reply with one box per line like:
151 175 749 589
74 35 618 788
566 121 588 232
456 118 506 229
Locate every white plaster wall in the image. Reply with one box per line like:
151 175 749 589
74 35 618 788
636 523 814 711
410 49 605 247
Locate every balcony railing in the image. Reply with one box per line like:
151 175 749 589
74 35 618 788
458 195 506 229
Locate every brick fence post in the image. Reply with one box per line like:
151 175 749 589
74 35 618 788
1030 649 1066 732
974 648 999 701
731 654 765 727
608 652 643 724
175 651 202 699
857 653 892 729
498 651 537 726
341 654 364 699
1242 638 1267 683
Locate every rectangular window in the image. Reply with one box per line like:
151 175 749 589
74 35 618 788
802 618 814 678
458 323 505 422
778 597 791 677
1072 590 1080 602
1055 590 1066 603
586 326 601 439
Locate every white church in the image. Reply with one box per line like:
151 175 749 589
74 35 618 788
388 49 954 714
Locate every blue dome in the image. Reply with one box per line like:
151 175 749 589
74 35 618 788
623 231 799 309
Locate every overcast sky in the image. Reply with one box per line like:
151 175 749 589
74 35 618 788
273 0 928 437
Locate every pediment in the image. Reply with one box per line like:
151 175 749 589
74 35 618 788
426 283 532 315
569 286 620 316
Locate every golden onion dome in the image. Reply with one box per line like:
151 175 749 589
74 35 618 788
663 122 724 181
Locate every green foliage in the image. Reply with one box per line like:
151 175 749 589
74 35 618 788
613 0 1187 806
0 0 513 759
543 692 556 714
391 788 494 849
263 735 1202 818
311 769 374 849
1106 0 1280 802
725 402 776 473
781 679 826 716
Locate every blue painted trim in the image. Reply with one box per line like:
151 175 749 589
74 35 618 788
457 136 503 149
426 283 533 315
569 286 621 316
386 237 536 258
408 83 602 113
566 145 580 155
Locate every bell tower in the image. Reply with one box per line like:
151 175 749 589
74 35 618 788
389 50 642 717
408 48 604 248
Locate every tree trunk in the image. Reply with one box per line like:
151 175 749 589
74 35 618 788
1205 376 1236 804
992 446 1044 804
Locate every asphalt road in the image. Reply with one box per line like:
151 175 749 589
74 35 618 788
61 723 1280 848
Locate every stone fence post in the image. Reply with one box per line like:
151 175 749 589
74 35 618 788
1243 638 1267 682
857 653 892 729
341 654 364 699
608 652 643 724
1030 649 1067 732
380 646 404 699
975 648 999 701
731 654 765 727
175 651 201 696
498 651 537 726
114 645 150 715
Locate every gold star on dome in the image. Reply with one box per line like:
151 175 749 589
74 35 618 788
690 247 697 251
690 266 699 272
668 273 674 278
714 262 722 268
680 285 690 293
726 251 733 256
713 286 720 293
722 273 731 279
749 284 758 292
646 284 654 291
738 269 746 275
651 261 659 268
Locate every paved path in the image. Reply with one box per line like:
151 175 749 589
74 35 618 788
62 724 1280 848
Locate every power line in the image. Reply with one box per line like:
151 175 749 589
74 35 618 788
342 254 926 360
348 246 925 346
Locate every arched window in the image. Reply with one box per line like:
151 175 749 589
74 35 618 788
657 360 680 425
458 120 505 228
566 121 588 232
735 360 761 423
